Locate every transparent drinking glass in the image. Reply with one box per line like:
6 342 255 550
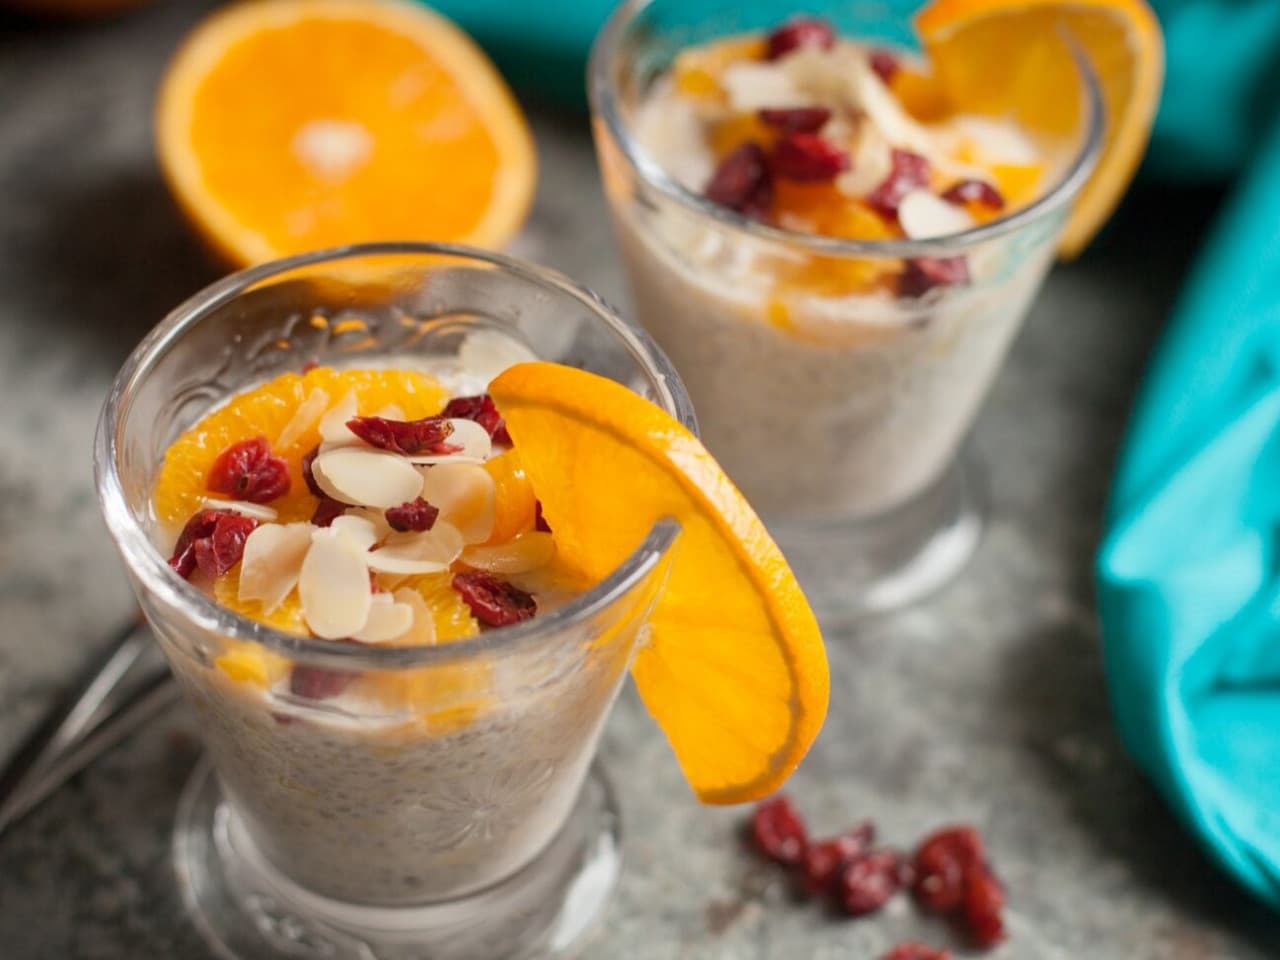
94 244 694 960
589 0 1102 618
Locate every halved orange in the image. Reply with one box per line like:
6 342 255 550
490 362 829 805
155 0 536 265
915 0 1163 258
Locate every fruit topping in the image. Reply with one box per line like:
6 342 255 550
869 49 901 85
866 149 930 219
771 133 850 182
882 945 950 960
452 571 537 627
897 256 970 297
941 179 1005 210
441 393 511 445
705 142 773 219
311 497 347 527
207 436 290 503
169 509 258 580
765 17 836 60
386 497 440 533
758 106 832 133
346 414 456 456
289 666 356 701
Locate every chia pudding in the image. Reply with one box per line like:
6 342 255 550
594 16 1079 519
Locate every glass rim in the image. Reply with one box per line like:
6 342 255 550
587 0 1107 257
94 241 690 671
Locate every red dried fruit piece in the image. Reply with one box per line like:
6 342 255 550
869 49 901 84
799 821 876 893
207 435 291 503
758 106 832 133
766 17 836 59
452 571 537 627
771 132 850 182
347 415 456 456
705 142 773 220
941 179 1005 210
912 826 982 913
311 497 347 528
748 795 808 866
289 666 356 700
169 510 220 578
441 394 512 446
169 509 257 580
961 860 1006 949
882 944 951 960
534 501 552 533
839 849 904 916
898 256 970 297
301 445 325 498
386 497 439 533
866 149 930 219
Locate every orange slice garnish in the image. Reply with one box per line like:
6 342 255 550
155 0 536 265
915 0 1163 257
490 362 829 804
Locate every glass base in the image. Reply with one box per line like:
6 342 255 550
770 457 986 622
174 758 622 960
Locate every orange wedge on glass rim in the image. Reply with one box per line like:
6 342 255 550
490 362 829 805
155 0 535 266
915 0 1163 258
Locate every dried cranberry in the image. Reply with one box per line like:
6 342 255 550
869 49 901 85
961 860 1006 948
882 945 950 960
301 445 325 498
386 497 439 533
289 666 356 700
705 142 773 220
758 106 832 133
169 510 220 578
169 510 257 580
534 501 552 533
300 359 319 374
748 795 808 866
799 822 875 893
207 436 291 503
347 415 456 456
311 497 347 528
441 394 512 445
838 849 904 916
941 179 1005 210
452 571 537 627
766 17 836 59
912 826 982 913
898 256 970 297
866 149 930 219
771 133 850 182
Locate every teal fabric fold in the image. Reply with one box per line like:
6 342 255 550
1097 112 1280 907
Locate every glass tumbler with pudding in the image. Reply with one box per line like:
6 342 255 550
589 0 1105 617
94 245 827 960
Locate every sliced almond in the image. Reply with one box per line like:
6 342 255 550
238 522 313 613
457 329 539 386
836 122 894 198
351 593 414 644
720 61 808 112
420 461 496 544
328 514 380 552
393 588 438 646
298 531 373 639
461 531 555 575
850 56 940 161
404 418 491 464
276 387 330 450
312 447 423 509
348 506 394 542
199 497 279 522
898 189 974 239
318 390 360 447
365 523 464 575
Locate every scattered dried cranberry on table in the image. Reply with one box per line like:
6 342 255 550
748 794 809 866
882 944 951 960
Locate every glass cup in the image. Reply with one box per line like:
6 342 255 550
94 244 695 960
589 0 1103 618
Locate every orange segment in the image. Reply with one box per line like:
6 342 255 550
155 0 536 265
915 0 1163 258
153 367 449 532
490 363 828 805
483 449 538 544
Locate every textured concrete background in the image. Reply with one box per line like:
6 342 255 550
0 2 1276 957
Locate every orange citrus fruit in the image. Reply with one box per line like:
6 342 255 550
915 0 1163 258
155 0 536 266
489 362 829 805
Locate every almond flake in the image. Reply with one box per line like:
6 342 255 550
312 447 423 509
461 531 555 575
393 588 438 646
351 593 414 644
720 61 808 112
318 390 360 446
457 330 539 386
348 506 394 542
328 514 380 552
199 498 279 522
851 56 940 160
238 522 313 613
898 189 974 239
298 531 373 639
365 523 463 575
404 418 491 464
420 462 496 544
276 387 330 450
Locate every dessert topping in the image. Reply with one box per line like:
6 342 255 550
441 393 511 445
771 132 850 182
346 413 456 456
207 435 290 503
386 497 440 533
705 142 774 219
452 571 537 627
765 17 836 60
169 509 258 580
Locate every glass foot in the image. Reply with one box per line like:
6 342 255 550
174 758 622 960
769 457 986 622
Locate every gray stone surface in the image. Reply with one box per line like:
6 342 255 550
0 3 1275 958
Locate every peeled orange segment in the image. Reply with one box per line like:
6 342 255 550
915 0 1163 258
155 0 536 266
489 363 829 805
153 367 448 532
